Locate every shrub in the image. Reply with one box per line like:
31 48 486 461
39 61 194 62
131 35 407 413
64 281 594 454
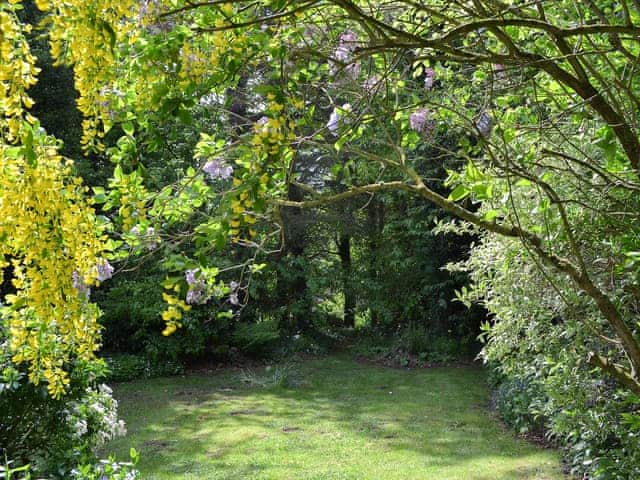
96 272 236 367
231 318 282 358
0 460 32 480
401 324 468 363
103 354 184 383
459 227 640 480
404 323 431 356
1 325 128 479
493 373 547 435
0 364 128 478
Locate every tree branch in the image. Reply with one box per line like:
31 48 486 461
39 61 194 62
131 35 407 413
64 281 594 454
588 352 640 395
271 181 415 208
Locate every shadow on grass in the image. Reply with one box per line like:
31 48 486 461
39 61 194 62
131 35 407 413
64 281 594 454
106 356 564 480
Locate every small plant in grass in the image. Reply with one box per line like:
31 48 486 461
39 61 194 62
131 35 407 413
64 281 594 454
71 449 140 480
239 363 300 388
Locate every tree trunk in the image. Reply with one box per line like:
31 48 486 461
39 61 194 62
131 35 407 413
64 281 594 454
367 197 384 327
338 234 356 328
276 182 311 333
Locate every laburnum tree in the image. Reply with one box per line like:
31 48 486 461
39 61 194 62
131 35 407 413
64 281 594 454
2 0 640 425
0 1 113 399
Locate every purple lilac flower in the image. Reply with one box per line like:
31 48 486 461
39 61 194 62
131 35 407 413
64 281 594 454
410 108 435 136
330 30 359 76
339 30 358 47
139 0 162 19
185 269 209 305
363 75 379 94
72 270 90 298
476 112 493 137
230 281 239 291
345 62 361 79
186 289 207 305
96 260 114 282
185 269 198 286
229 292 239 306
144 227 159 250
334 45 351 63
327 108 340 136
424 68 436 90
203 159 233 180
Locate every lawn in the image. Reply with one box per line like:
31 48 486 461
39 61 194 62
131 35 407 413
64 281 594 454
104 356 565 480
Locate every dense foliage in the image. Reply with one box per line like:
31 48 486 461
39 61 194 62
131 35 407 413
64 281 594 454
2 0 640 478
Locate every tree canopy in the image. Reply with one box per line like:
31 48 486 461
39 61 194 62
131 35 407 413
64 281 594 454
2 3 640 474
3 0 640 477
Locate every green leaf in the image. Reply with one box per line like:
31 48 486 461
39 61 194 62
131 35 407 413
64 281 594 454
122 121 135 137
449 185 470 202
334 135 347 152
482 209 499 221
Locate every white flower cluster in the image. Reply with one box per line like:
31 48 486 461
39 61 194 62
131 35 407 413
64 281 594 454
65 384 126 446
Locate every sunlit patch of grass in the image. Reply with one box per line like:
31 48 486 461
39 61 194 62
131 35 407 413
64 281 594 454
104 356 565 480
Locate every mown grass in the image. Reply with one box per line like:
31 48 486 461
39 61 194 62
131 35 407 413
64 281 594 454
105 356 565 479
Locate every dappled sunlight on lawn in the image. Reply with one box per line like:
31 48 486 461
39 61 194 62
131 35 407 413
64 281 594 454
105 357 564 480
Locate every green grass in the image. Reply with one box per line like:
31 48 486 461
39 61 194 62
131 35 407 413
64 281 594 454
104 356 565 479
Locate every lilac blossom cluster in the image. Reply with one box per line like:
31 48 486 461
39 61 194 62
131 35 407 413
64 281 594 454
330 30 360 79
229 280 240 306
363 75 380 94
476 112 493 137
97 86 124 120
424 68 436 90
185 269 209 305
130 225 159 250
327 104 351 136
139 0 175 34
72 270 90 298
96 260 114 282
203 158 233 180
410 108 436 137
72 260 114 298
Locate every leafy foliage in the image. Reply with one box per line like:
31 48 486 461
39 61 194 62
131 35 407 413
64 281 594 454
4 1 640 478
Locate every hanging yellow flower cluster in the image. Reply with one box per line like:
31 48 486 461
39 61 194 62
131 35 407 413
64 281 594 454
0 2 39 141
221 96 297 248
36 0 140 150
0 127 110 398
1 1 110 398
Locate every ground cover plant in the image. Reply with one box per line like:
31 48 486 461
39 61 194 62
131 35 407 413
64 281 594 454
104 356 564 480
